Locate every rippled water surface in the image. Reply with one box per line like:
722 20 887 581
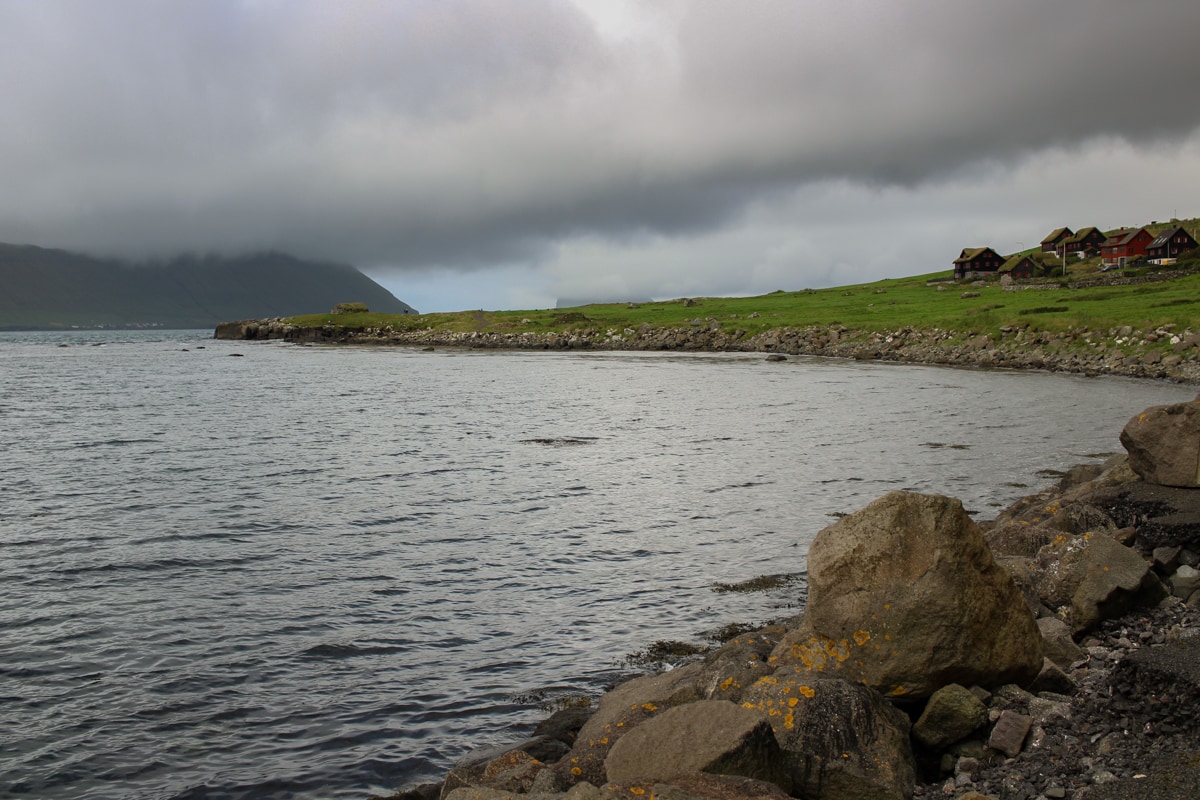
1 330 1195 799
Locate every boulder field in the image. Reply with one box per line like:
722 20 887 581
373 399 1200 800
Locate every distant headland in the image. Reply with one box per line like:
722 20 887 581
0 243 416 330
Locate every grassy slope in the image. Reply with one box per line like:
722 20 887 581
286 261 1200 356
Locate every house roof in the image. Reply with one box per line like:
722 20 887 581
1000 254 1035 272
1148 226 1196 249
1103 227 1145 246
1041 227 1073 244
1066 226 1103 243
954 246 998 264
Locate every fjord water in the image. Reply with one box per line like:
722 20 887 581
1 331 1194 799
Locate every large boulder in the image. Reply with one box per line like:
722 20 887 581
629 774 791 800
771 492 1043 698
552 627 787 788
1120 400 1200 487
1031 532 1167 634
740 674 915 800
554 663 705 787
603 700 791 790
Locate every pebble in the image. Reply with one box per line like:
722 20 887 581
916 601 1200 799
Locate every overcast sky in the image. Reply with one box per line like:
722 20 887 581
3 1 1199 312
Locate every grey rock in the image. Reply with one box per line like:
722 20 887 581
772 492 1042 698
696 626 784 704
1045 503 1117 536
604 700 789 789
986 710 1032 758
557 662 706 786
740 674 914 800
1152 545 1183 573
985 523 1059 558
1037 616 1085 669
1028 657 1077 695
913 683 988 751
1119 401 1200 487
645 774 791 800
1169 564 1200 599
1032 532 1166 634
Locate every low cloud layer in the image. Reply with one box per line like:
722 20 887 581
2 1 1199 310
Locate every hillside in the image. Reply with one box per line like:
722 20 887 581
215 252 1200 382
0 244 416 330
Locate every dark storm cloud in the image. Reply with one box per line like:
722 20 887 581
1 0 1198 274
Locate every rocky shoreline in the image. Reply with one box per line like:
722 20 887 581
369 400 1200 800
214 318 1200 384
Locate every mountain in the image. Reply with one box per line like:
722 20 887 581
0 244 417 329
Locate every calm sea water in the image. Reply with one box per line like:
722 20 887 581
1 330 1194 799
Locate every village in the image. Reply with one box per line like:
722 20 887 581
953 221 1200 281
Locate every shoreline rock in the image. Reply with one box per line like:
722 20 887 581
371 399 1200 800
213 319 1200 384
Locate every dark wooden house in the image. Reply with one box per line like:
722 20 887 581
953 247 1004 279
1000 254 1037 280
1041 227 1073 253
1100 227 1153 266
1146 226 1198 262
1064 226 1107 256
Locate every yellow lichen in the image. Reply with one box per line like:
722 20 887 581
853 629 870 646
799 685 815 698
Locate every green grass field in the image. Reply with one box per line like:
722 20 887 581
286 259 1200 352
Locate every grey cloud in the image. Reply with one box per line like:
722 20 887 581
1 0 1198 279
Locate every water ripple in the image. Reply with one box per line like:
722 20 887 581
1 333 1194 799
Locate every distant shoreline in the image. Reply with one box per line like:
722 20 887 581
214 318 1200 385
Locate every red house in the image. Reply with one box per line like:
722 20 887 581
1100 227 1153 266
1064 226 1107 256
1146 226 1199 262
1041 227 1073 253
953 247 1004 279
